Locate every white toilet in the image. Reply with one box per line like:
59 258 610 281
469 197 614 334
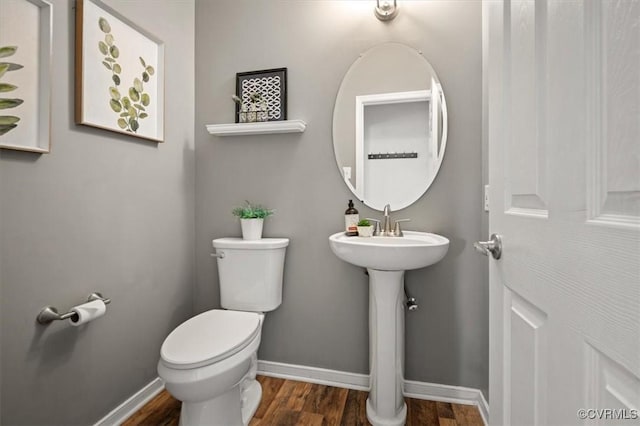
157 237 289 426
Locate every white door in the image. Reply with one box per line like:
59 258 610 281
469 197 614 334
484 1 640 425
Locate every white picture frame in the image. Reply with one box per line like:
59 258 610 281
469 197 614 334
0 0 52 153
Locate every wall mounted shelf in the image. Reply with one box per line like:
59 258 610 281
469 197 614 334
206 120 306 136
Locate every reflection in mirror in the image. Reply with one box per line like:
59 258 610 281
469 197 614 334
332 43 447 211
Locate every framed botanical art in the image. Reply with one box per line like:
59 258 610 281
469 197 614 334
0 0 52 153
75 0 164 142
235 68 287 123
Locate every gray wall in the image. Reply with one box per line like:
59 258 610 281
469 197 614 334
0 0 195 424
195 0 488 396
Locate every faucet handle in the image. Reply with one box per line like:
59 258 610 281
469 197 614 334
366 218 382 236
393 219 410 237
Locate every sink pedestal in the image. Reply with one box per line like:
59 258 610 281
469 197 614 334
328 231 450 426
366 269 407 426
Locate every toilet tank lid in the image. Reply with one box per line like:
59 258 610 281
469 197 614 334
213 237 289 249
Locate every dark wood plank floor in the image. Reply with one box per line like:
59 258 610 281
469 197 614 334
123 375 484 426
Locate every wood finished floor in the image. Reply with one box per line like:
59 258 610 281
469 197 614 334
123 375 484 426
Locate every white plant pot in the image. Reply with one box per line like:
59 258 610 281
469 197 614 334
357 226 374 237
240 218 264 240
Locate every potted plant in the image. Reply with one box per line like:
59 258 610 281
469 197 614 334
232 201 274 240
357 219 374 237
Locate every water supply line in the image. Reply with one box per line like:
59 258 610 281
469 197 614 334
404 285 418 311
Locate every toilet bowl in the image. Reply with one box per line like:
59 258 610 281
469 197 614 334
158 237 289 426
158 310 263 425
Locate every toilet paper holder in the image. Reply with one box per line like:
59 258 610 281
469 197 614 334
36 292 111 325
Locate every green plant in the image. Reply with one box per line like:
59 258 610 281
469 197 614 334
232 201 274 219
0 45 23 136
357 219 371 227
98 17 155 133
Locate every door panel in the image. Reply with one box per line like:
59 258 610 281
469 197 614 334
506 290 548 426
586 0 640 226
506 0 548 216
585 344 640 425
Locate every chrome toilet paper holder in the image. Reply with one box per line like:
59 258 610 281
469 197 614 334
36 292 111 325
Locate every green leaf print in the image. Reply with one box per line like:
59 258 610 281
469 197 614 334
97 19 155 134
0 46 23 136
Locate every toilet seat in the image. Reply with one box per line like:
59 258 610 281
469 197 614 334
160 310 261 370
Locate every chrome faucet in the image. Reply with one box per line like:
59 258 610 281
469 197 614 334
369 204 410 237
382 204 392 235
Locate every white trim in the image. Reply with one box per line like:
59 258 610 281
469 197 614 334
257 360 369 391
93 377 164 426
587 214 640 230
505 207 549 219
354 97 364 200
356 90 431 107
257 360 488 425
478 391 490 425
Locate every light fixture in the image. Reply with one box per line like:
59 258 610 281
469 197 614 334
374 0 399 21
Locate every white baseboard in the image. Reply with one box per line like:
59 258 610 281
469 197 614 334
94 377 165 426
258 360 489 425
257 359 370 391
404 379 489 425
478 392 490 425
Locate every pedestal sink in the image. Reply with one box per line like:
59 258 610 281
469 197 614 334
329 231 449 426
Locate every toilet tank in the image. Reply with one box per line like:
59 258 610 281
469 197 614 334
212 237 289 312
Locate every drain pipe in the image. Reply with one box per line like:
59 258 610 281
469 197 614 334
404 285 418 311
365 269 418 311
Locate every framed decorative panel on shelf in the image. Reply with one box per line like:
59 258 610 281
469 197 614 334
0 0 52 153
75 0 164 142
235 68 287 123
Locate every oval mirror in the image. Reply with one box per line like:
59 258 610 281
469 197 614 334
332 43 448 211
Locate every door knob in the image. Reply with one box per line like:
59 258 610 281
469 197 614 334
474 234 502 259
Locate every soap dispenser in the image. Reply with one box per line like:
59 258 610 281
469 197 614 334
345 200 359 236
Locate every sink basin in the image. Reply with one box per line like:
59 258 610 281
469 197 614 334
329 230 449 271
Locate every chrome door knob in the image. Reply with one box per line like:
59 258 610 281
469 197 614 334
474 234 502 259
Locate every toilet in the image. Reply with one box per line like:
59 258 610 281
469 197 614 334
157 237 289 426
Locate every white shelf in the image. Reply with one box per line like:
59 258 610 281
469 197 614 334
206 120 306 136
